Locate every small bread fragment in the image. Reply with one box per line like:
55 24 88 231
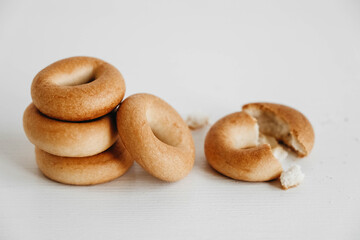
280 165 305 190
243 102 315 157
186 114 209 130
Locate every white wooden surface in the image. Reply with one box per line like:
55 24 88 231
1 0 359 239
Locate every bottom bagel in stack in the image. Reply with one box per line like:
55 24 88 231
35 140 133 185
23 103 133 185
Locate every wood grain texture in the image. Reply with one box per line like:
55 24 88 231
1 0 360 239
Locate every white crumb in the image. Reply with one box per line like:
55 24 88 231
186 114 209 130
280 165 304 190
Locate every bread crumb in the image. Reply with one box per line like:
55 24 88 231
186 114 209 130
280 165 304 190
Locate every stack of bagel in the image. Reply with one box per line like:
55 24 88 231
23 56 196 185
23 57 134 185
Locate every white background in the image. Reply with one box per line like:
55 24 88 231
1 0 360 239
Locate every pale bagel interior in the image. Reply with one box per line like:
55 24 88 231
244 107 306 156
258 134 288 162
232 116 289 163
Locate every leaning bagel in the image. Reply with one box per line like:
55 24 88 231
242 102 315 157
31 56 125 121
23 103 118 157
117 93 195 182
35 139 133 185
204 112 283 181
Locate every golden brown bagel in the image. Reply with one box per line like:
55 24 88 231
204 112 283 181
117 93 195 182
23 103 118 157
31 56 125 121
35 140 133 185
242 102 315 157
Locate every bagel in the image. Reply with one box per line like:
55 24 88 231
186 114 209 130
204 112 283 181
117 93 195 182
35 139 133 185
242 102 314 157
31 56 125 121
205 102 314 182
23 103 118 157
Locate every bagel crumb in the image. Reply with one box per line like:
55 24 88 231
280 165 304 190
186 114 209 130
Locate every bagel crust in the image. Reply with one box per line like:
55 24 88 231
31 56 125 121
243 102 315 157
117 93 195 182
204 112 283 181
23 103 118 157
35 140 133 185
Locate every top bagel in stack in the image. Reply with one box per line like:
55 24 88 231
31 56 126 121
24 56 126 158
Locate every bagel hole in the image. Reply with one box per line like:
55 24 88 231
230 124 259 149
227 117 288 163
258 134 288 162
226 112 289 162
54 67 96 86
146 110 182 147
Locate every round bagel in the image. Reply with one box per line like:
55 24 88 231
117 93 195 182
35 140 133 185
23 103 118 157
204 112 283 182
242 102 315 157
31 56 125 121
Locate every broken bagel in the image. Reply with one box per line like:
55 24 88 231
204 102 314 182
242 102 314 157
